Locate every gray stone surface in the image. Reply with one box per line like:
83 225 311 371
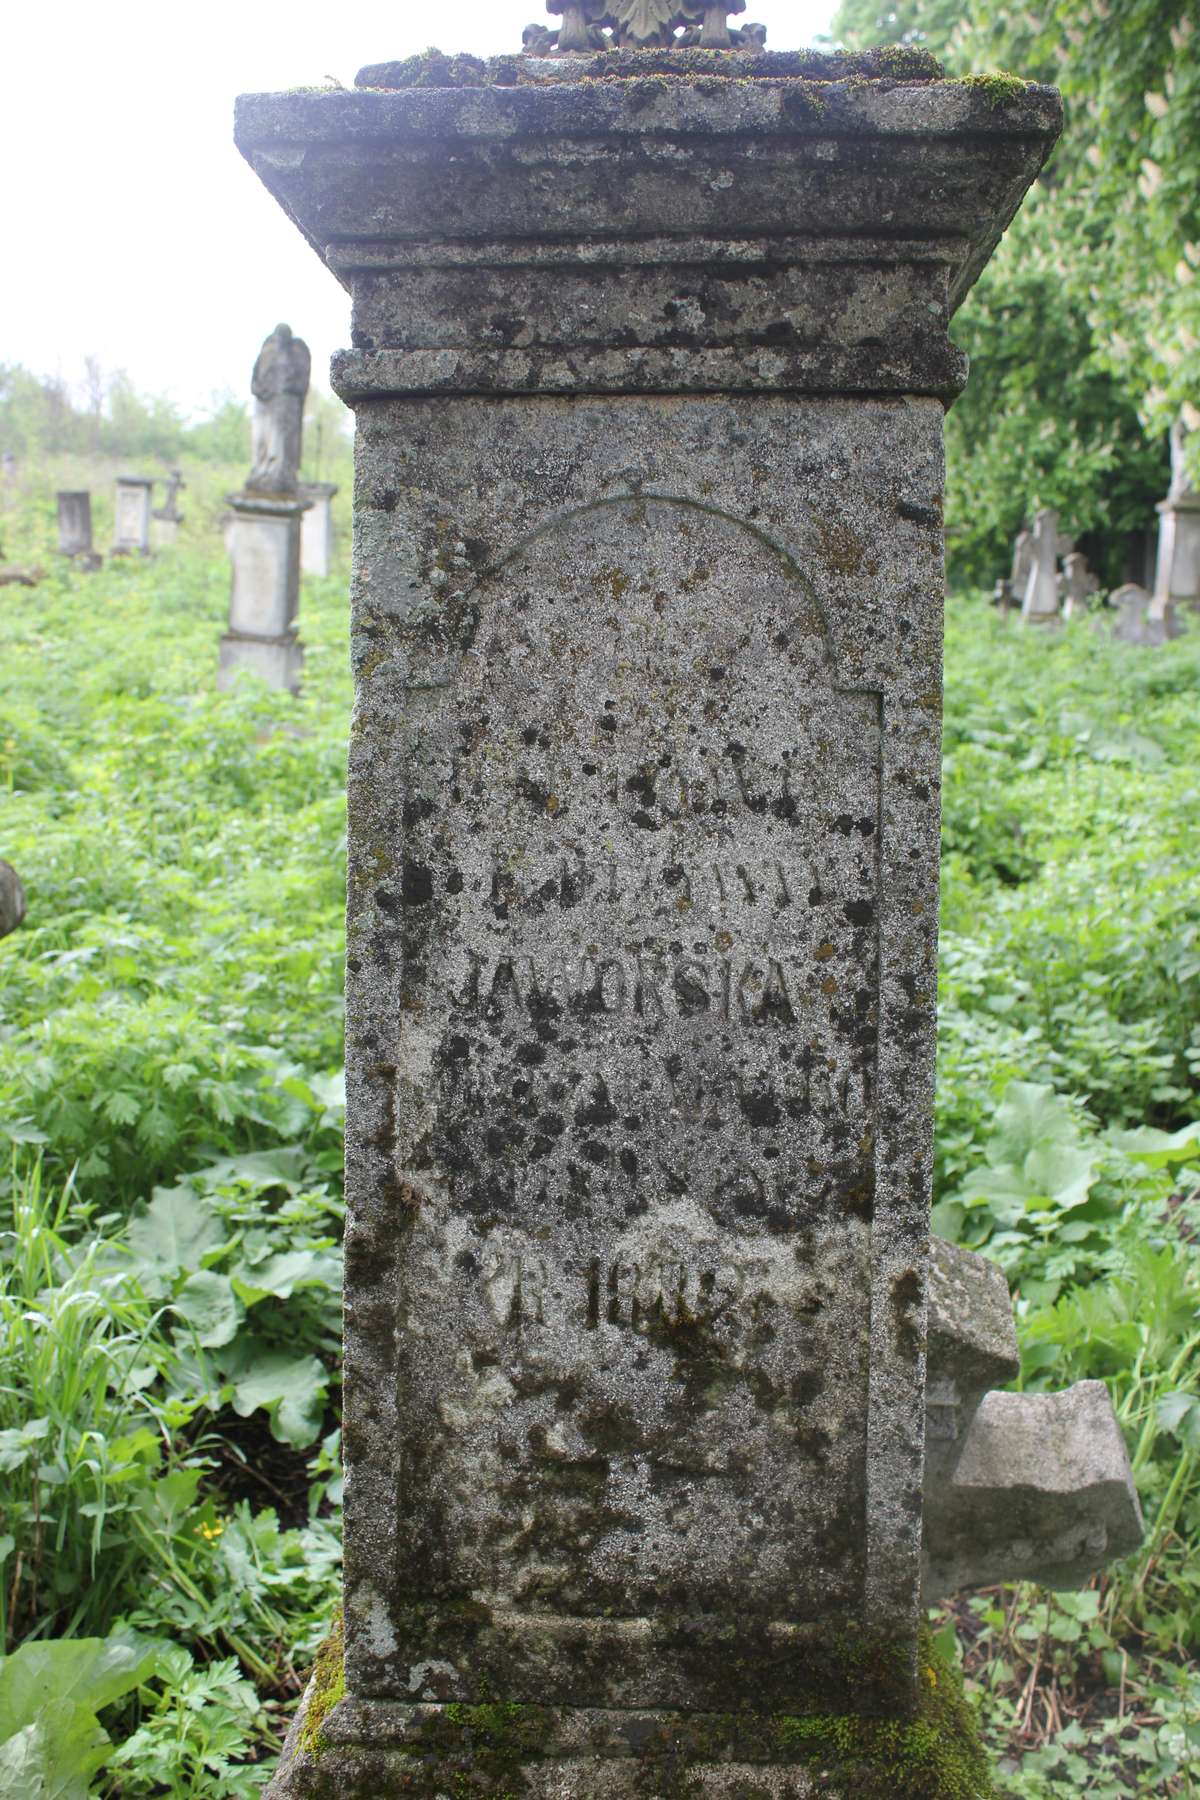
299 481 338 577
112 476 153 555
56 490 94 558
249 325 311 497
218 494 306 692
922 1242 1141 1599
233 47 1093 1800
1111 581 1183 647
152 469 185 547
0 861 25 940
221 333 312 690
925 1382 1144 1600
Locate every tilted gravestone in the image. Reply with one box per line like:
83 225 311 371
219 326 312 694
237 24 1140 1797
56 491 100 568
1060 549 1098 620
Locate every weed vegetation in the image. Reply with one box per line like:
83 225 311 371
0 476 1197 1795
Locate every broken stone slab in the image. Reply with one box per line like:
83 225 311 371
923 1241 1143 1601
56 490 97 561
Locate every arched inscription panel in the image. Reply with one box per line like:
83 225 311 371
393 498 880 1621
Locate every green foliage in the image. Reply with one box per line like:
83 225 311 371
0 1636 163 1799
832 0 1196 584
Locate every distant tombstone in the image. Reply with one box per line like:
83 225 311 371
151 469 186 548
112 476 154 556
0 861 25 940
1111 581 1182 647
991 578 1015 617
1153 415 1200 611
1021 506 1072 625
1 452 15 482
1060 549 1099 619
56 491 100 566
1009 525 1033 593
299 480 338 576
219 326 312 694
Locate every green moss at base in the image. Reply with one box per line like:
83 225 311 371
769 1630 997 1799
298 1612 346 1759
953 71 1032 108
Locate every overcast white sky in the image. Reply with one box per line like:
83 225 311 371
1 1 837 416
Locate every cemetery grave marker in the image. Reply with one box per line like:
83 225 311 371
235 21 1141 1795
112 475 154 556
218 325 312 694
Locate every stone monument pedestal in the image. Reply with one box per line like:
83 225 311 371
1153 494 1200 611
234 34 1137 1800
218 492 307 693
151 514 181 549
300 480 338 576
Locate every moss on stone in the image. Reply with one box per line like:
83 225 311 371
769 1630 997 1798
954 71 1031 108
298 1611 346 1759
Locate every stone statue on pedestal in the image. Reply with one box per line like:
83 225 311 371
248 324 311 496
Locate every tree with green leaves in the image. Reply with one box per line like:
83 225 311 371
833 0 1198 584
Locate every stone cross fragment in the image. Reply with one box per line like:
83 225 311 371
111 476 154 556
1060 549 1098 619
218 327 312 694
1153 414 1200 611
56 491 98 566
233 48 1137 1799
1021 505 1072 624
152 469 186 549
299 481 339 578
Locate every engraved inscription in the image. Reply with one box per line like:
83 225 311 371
395 498 880 1622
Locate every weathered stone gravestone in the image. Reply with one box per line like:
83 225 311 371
237 26 1140 1796
152 469 186 549
1153 413 1200 612
219 326 311 694
56 491 100 568
1020 506 1072 625
300 481 338 577
112 476 154 556
1060 549 1098 619
1110 581 1182 647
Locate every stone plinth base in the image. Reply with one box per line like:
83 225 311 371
264 1630 994 1800
218 629 303 693
1154 496 1200 609
152 516 180 549
227 491 308 638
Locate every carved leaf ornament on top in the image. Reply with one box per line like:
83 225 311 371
525 2 766 53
